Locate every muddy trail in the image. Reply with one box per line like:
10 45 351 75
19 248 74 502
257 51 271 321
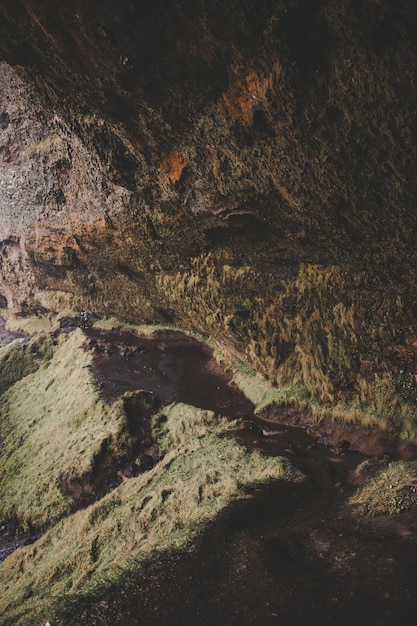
74 481 417 626
84 326 254 419
67 325 417 626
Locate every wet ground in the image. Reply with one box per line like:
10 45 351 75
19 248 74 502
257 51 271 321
73 482 417 626
0 523 40 564
84 326 254 420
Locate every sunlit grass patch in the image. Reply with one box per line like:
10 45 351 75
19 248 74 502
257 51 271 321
5 313 59 335
0 333 54 394
350 460 417 516
0 403 292 625
0 329 133 530
152 402 239 454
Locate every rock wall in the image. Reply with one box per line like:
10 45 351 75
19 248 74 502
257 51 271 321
1 0 417 410
0 59 133 314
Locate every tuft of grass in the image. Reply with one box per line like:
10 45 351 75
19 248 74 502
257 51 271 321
350 460 417 516
0 402 292 625
152 402 239 455
228 362 309 413
222 357 275 408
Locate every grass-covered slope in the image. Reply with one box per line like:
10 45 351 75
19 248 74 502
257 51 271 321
0 333 53 395
0 329 137 530
0 326 291 625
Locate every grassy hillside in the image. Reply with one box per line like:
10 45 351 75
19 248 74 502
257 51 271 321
0 324 291 625
0 329 136 530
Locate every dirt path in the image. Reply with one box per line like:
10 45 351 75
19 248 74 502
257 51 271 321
81 482 417 626
84 326 255 419
70 326 417 625
73 450 417 625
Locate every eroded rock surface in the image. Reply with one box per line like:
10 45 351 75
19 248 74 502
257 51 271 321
0 60 131 314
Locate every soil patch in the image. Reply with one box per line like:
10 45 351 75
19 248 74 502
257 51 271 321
72 481 417 626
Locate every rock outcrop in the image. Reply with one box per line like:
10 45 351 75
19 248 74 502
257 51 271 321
1 0 417 407
0 60 131 314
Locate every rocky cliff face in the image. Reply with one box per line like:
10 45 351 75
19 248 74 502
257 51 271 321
1 0 417 413
0 60 131 314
